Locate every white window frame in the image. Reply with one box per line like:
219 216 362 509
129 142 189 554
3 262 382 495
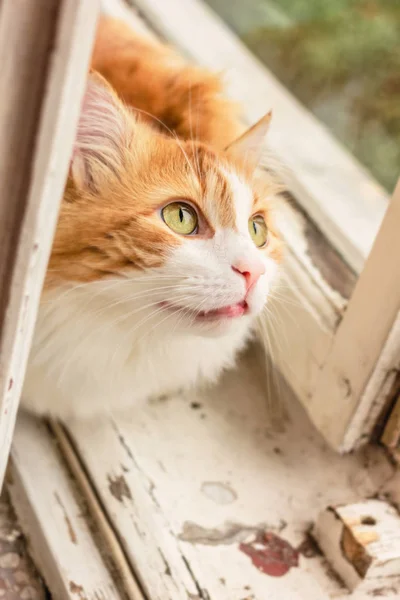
0 0 99 489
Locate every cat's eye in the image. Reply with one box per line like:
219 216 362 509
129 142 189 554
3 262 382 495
249 215 268 248
162 202 198 235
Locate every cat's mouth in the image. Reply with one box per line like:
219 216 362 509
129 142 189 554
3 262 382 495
159 300 248 321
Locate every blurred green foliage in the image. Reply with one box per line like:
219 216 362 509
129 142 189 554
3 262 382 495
207 0 400 191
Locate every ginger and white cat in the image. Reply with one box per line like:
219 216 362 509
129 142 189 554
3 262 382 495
21 17 284 420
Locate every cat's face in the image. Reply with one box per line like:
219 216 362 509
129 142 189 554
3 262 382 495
47 76 283 337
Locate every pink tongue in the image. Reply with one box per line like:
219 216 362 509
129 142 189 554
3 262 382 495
202 301 246 318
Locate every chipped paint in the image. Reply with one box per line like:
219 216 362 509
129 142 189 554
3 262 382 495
201 481 237 505
69 580 86 599
239 531 299 577
179 521 286 546
107 475 132 503
54 492 77 545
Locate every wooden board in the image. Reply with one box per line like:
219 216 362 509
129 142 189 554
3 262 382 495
308 181 400 451
66 345 397 600
8 414 122 600
0 0 99 488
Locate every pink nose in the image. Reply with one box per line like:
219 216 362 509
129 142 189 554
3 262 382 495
232 258 265 292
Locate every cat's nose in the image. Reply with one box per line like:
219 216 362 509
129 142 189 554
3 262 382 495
232 258 265 292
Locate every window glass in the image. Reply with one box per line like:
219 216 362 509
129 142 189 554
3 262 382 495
205 0 399 191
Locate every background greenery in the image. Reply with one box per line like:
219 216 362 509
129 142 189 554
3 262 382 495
206 0 399 191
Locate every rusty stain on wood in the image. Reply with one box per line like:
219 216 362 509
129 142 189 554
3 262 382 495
69 580 87 599
340 526 373 577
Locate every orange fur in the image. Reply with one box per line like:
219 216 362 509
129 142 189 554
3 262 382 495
91 16 243 148
45 17 283 288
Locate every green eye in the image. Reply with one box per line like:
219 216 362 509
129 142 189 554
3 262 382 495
249 215 268 248
162 202 198 235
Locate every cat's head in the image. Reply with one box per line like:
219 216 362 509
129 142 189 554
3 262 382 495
48 75 284 337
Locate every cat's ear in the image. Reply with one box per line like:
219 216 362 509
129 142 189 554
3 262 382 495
70 72 131 190
225 112 271 171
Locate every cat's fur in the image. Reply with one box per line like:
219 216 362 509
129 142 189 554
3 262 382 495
21 17 284 421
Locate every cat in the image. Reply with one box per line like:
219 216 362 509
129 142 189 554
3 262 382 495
21 17 284 421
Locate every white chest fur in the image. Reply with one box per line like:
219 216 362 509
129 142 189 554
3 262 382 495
22 286 253 420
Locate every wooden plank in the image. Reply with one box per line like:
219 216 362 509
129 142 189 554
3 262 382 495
0 0 98 488
51 420 146 600
343 315 400 450
8 414 122 600
307 181 400 450
128 0 388 274
67 345 392 600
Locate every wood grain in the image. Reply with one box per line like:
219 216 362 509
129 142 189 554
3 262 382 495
0 0 99 487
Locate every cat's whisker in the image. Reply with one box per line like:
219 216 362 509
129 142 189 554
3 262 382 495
42 275 198 313
41 277 135 306
109 293 198 375
83 283 204 320
126 294 205 358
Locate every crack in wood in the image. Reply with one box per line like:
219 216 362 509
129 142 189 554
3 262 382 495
182 556 210 600
54 492 78 545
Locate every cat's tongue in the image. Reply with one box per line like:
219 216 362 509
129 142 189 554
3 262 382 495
198 301 247 319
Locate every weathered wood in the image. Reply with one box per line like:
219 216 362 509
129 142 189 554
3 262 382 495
51 420 146 600
9 414 122 600
0 488 47 600
308 181 400 450
0 0 98 488
313 500 400 593
128 0 388 273
381 394 400 449
67 345 394 600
